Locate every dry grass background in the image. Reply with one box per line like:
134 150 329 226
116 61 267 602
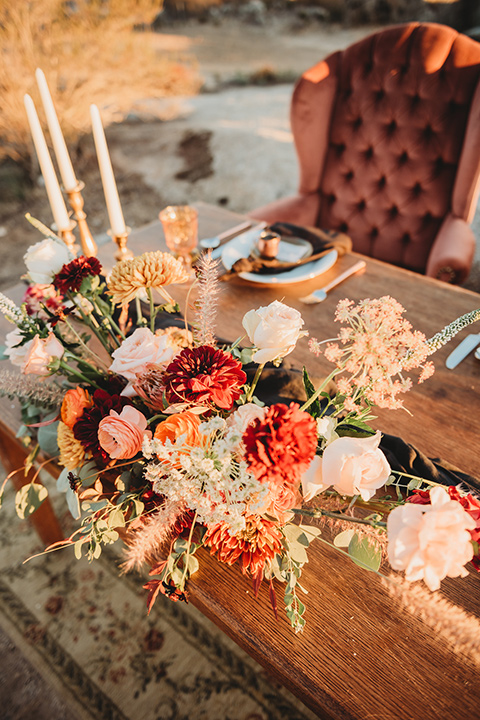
0 0 201 168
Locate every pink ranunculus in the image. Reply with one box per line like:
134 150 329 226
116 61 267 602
98 406 152 460
21 333 64 376
109 328 174 395
321 430 391 501
387 486 476 591
254 480 300 525
226 403 266 436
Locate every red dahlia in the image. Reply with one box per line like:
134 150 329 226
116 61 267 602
243 402 317 486
54 256 102 293
162 345 246 410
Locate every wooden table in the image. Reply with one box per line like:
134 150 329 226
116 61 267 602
2 202 480 719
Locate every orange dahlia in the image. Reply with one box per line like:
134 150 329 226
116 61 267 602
203 515 283 578
61 387 92 430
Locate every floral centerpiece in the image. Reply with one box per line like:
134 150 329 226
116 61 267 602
1 218 480 633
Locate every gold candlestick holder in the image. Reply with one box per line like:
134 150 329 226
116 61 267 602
54 219 78 256
64 181 98 258
108 226 134 262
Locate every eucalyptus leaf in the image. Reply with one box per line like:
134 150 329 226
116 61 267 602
348 534 382 573
15 483 48 519
37 414 60 457
187 555 199 575
0 344 8 360
333 529 355 548
287 541 308 565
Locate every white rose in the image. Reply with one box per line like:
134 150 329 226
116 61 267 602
317 416 339 445
5 328 31 367
109 327 174 395
301 455 330 502
242 300 307 364
387 486 475 591
24 238 72 284
22 333 64 376
322 430 391 501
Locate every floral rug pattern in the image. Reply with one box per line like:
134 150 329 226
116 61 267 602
0 476 316 720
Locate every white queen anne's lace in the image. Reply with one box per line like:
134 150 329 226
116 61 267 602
143 425 269 535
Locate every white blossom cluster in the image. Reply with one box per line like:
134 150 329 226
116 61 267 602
142 421 269 535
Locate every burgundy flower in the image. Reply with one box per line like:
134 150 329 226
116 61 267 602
448 486 480 549
54 256 102 293
73 388 130 463
407 489 432 505
162 345 246 410
243 402 317 486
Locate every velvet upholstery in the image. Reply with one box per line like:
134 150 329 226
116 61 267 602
250 23 480 282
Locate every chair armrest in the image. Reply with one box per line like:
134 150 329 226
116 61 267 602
247 193 321 227
426 214 476 284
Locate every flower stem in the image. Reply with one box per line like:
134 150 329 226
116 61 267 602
245 363 265 402
179 510 198 591
62 317 110 369
292 507 386 529
67 292 112 354
59 359 102 390
147 288 155 333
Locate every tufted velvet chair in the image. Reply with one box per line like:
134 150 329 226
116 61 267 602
249 23 480 283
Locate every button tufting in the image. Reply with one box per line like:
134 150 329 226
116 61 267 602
401 233 411 245
335 142 346 157
339 222 348 232
370 227 379 239
378 175 387 189
386 120 397 135
328 193 336 205
389 205 399 218
375 88 385 102
433 157 446 176
364 146 374 160
398 151 409 165
353 117 363 130
412 182 422 197
357 199 366 212
423 124 434 140
345 170 354 182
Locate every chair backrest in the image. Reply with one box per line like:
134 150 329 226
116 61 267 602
291 23 480 273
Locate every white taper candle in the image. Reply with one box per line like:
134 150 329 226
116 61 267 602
24 94 71 232
35 69 78 192
90 104 126 237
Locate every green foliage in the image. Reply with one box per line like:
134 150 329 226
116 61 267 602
302 367 321 418
15 482 48 519
347 533 382 573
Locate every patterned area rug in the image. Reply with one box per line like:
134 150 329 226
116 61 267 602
0 474 317 720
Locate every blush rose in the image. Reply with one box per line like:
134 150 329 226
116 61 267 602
109 327 174 394
98 406 151 460
6 330 64 377
387 486 475 591
306 431 391 501
242 300 307 364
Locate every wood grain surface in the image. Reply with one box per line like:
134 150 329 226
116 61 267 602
1 203 479 719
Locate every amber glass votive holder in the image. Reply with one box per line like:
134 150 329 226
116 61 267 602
159 205 198 279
